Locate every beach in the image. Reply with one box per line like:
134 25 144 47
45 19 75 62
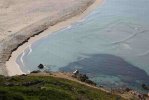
0 0 103 76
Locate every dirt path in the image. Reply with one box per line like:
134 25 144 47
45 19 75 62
30 72 111 93
29 72 144 100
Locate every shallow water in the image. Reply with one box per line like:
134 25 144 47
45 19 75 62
17 0 149 92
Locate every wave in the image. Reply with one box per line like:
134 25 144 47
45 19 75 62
59 25 72 32
58 18 86 32
137 50 149 56
66 25 72 29
27 70 31 73
27 45 32 56
110 30 147 45
20 50 25 66
111 32 138 45
77 18 86 23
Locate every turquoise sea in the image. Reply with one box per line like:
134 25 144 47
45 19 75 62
17 0 149 92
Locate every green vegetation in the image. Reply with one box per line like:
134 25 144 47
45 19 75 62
0 75 125 100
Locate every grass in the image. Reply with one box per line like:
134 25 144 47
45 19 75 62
0 75 125 100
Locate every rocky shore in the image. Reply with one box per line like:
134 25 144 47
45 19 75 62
0 0 98 75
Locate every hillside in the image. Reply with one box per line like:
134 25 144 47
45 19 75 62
0 73 125 100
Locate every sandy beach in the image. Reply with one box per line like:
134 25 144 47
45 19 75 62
0 0 103 76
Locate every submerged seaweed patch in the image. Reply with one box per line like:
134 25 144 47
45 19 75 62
60 54 149 88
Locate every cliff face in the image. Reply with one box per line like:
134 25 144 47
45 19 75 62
0 0 95 75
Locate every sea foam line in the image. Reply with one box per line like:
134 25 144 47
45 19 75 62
66 25 72 29
59 25 72 32
77 18 86 23
28 45 32 56
137 50 149 56
110 30 147 45
20 50 25 66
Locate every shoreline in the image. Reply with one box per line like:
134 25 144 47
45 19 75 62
5 0 103 76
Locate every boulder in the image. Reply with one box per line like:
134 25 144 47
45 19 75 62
38 64 44 69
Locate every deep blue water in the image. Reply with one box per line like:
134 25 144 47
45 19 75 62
17 0 149 92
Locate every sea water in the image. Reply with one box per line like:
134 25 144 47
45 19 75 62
17 0 149 92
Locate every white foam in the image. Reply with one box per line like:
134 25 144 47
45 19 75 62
60 25 72 32
27 70 31 73
121 43 132 50
20 51 25 66
77 18 86 23
66 25 72 29
28 45 32 56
